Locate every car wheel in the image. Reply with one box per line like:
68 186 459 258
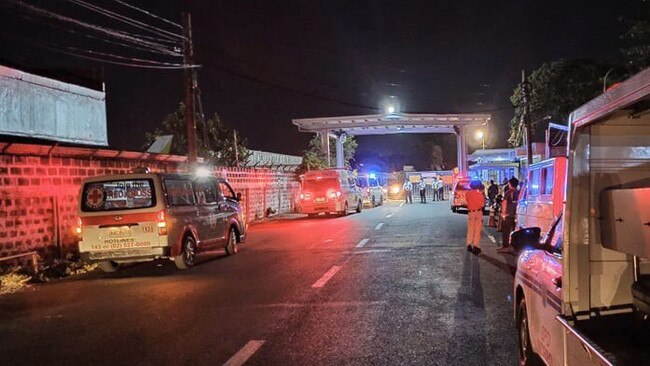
98 261 120 273
451 206 457 213
225 227 238 256
340 202 349 216
518 298 542 366
174 235 196 269
356 200 362 213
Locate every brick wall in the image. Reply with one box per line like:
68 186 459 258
0 143 300 260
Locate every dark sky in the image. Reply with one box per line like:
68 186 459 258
0 0 643 168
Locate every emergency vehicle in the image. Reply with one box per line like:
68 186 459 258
512 67 650 365
356 173 386 207
300 169 363 217
77 171 247 272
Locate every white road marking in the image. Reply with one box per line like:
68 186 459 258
399 202 405 207
354 249 391 254
356 238 370 248
311 265 342 288
374 222 384 230
386 213 394 218
223 340 265 366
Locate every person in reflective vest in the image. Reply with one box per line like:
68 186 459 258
466 180 486 255
403 180 413 204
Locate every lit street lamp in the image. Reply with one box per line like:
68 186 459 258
475 130 485 150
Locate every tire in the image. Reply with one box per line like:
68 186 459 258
356 200 362 213
98 261 119 273
451 206 457 213
518 299 542 366
225 227 238 256
307 213 318 218
174 235 197 269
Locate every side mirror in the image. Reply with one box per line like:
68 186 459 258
236 192 242 202
510 227 542 252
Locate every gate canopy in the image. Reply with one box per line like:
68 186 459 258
292 113 490 135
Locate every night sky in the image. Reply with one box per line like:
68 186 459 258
0 0 643 169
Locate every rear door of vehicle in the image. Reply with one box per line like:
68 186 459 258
219 181 241 238
192 177 223 250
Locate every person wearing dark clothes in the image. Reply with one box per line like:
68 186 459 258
487 180 499 205
419 181 427 203
498 177 520 253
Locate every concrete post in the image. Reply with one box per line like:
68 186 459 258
455 126 468 175
335 135 344 168
319 130 331 167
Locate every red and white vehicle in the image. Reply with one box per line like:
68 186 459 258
300 169 363 217
513 67 650 365
77 171 247 272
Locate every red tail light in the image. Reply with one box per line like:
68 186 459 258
327 190 342 200
157 210 168 236
75 217 82 236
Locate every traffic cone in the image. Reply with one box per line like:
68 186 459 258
487 206 496 227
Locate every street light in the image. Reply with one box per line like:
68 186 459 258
475 130 485 150
387 105 396 114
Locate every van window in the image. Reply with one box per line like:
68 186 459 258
219 182 237 200
528 170 540 196
368 177 378 187
544 167 554 195
193 179 218 205
81 179 155 212
303 178 339 192
165 179 196 206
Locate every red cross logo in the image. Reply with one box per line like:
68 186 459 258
86 186 105 208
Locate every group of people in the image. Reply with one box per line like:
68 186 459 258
402 178 445 204
465 177 520 256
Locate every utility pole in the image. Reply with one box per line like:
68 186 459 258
521 69 533 165
182 12 197 164
233 130 240 167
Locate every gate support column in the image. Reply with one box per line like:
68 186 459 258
335 135 345 168
319 130 331 167
455 125 468 175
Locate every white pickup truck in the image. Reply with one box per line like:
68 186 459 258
512 66 650 366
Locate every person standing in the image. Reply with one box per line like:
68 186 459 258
498 177 520 253
487 179 499 205
403 180 413 204
419 181 427 203
437 178 445 201
432 178 439 201
466 180 486 255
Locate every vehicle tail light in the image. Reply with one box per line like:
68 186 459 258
75 217 82 236
157 210 168 236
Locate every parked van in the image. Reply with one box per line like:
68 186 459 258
300 169 363 217
77 172 247 272
516 157 567 236
356 173 386 207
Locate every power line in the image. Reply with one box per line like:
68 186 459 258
44 45 199 69
68 0 185 42
66 46 194 67
112 0 182 30
8 0 178 56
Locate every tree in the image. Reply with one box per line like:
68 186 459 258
296 134 357 175
144 103 251 167
508 60 607 146
620 7 650 74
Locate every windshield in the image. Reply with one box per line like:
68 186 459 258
81 179 155 212
303 178 339 193
455 180 472 190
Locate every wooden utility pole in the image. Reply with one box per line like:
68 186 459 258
233 129 240 167
521 69 533 165
182 12 197 163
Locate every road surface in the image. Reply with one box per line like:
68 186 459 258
0 201 518 365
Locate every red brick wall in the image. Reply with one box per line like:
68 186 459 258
0 143 299 260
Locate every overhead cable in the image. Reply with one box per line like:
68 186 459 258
112 0 182 29
9 0 178 56
68 0 185 42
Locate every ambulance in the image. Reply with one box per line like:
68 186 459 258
512 67 650 365
77 170 247 272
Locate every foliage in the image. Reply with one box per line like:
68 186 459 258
144 103 251 167
508 60 606 146
296 134 357 175
620 3 650 74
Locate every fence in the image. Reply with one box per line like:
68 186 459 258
0 142 300 261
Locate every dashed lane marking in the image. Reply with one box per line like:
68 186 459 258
223 340 265 366
356 238 370 248
311 265 342 288
386 213 394 218
374 222 384 230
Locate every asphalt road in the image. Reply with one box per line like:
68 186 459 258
0 200 518 366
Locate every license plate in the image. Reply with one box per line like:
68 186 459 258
108 226 132 238
315 197 326 203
